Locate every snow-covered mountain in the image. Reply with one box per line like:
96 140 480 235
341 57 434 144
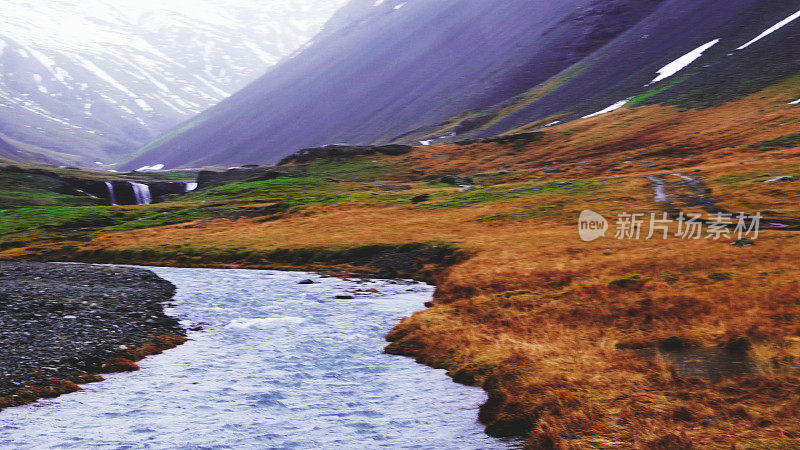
126 0 800 170
0 0 347 167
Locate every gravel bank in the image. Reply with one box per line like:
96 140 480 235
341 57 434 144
0 262 185 406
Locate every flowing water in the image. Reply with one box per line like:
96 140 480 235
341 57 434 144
0 267 514 449
130 182 152 205
104 181 117 206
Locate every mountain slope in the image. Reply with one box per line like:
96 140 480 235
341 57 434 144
127 0 800 170
0 0 347 168
478 0 800 138
0 137 18 161
125 0 663 169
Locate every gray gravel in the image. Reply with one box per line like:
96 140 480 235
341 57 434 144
0 262 184 398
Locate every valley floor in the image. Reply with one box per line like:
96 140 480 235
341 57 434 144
2 77 800 448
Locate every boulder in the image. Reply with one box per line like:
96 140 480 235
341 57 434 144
440 174 473 186
364 182 413 191
731 238 755 247
410 194 430 204
197 167 286 188
278 144 413 165
764 176 797 183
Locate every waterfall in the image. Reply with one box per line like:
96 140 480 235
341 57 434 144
130 182 152 205
185 182 199 192
105 181 117 206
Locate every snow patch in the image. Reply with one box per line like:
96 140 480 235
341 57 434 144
0 1 349 144
135 65 169 92
134 98 153 112
737 9 800 50
242 41 278 65
582 98 633 119
77 57 138 98
192 74 230 99
135 164 165 172
151 94 186 114
28 48 70 85
650 39 719 85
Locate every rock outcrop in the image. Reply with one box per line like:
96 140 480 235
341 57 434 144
0 165 194 205
278 144 413 166
196 167 288 189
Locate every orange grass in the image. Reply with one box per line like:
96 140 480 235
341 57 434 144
0 335 187 411
4 77 800 447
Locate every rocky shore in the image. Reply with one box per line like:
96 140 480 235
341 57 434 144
0 262 186 408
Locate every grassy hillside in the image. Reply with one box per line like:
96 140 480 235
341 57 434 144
3 76 800 447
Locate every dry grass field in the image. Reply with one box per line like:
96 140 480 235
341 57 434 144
3 77 800 448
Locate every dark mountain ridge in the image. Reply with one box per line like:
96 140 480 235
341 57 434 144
125 0 800 170
0 137 18 160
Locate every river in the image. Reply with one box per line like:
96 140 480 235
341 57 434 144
0 267 514 449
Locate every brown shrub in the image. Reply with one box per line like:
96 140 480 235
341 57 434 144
103 357 140 372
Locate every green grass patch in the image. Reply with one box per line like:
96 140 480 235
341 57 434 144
298 155 414 182
195 176 352 207
0 173 100 209
418 179 616 209
0 204 227 248
0 206 118 233
626 77 686 106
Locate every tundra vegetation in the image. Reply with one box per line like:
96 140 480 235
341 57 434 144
2 76 800 448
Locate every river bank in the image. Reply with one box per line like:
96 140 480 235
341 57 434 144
2 82 800 446
0 266 513 448
0 262 186 409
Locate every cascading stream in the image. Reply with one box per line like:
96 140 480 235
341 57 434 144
104 181 117 206
129 182 152 205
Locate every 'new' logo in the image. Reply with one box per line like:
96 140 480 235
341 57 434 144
578 210 608 242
